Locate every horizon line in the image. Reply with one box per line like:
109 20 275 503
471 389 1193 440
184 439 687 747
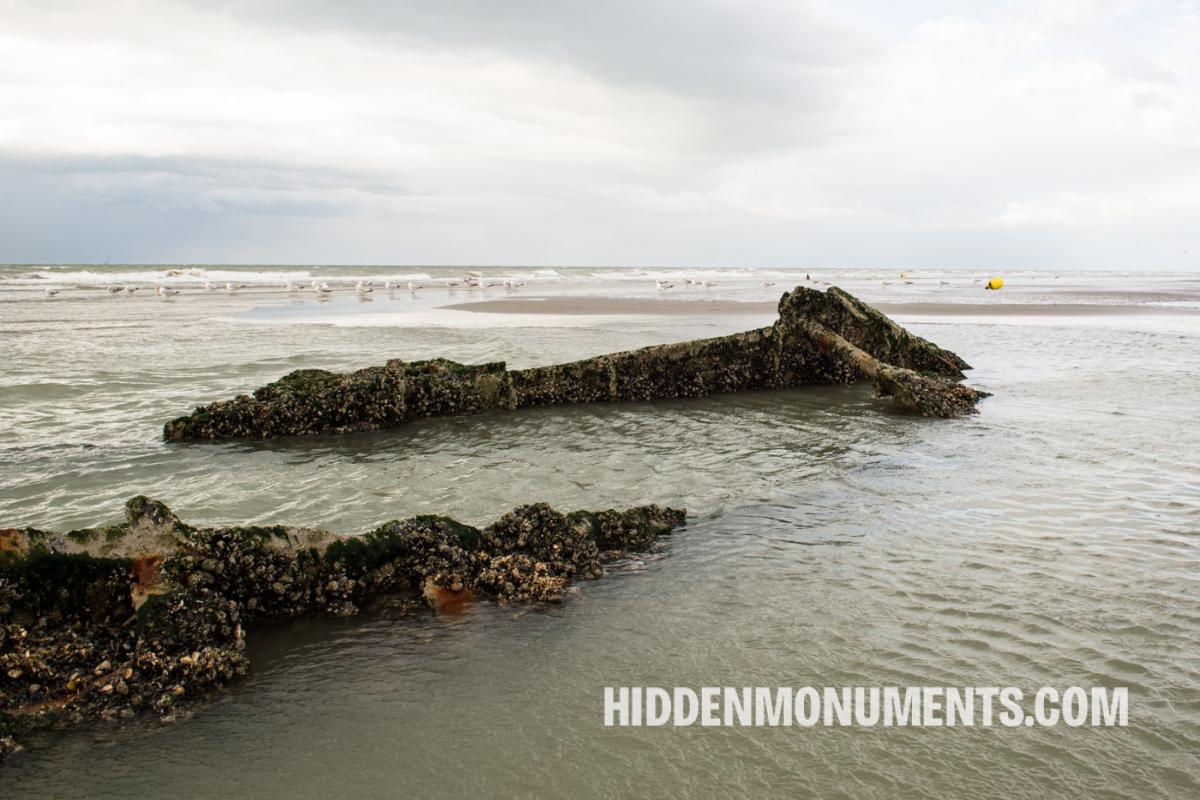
3 263 1198 273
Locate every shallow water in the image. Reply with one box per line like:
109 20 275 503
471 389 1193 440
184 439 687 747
1 266 1198 798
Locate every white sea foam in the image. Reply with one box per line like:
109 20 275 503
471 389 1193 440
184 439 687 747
4 267 438 287
18 268 317 286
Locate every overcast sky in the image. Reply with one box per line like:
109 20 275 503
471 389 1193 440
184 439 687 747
1 0 1197 268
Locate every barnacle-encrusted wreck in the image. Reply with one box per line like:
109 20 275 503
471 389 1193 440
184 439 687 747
0 496 684 758
163 286 986 442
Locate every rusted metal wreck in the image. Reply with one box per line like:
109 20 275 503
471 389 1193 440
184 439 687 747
164 286 987 442
0 497 686 757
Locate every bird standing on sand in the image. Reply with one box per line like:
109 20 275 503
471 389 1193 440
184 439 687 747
316 282 333 294
287 282 299 292
761 280 776 287
204 281 215 291
701 280 717 288
407 281 420 292
356 280 373 294
125 286 139 294
44 287 60 297
157 285 180 296
107 285 123 295
656 279 674 291
226 282 241 292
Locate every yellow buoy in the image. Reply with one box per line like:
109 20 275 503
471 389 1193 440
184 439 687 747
986 276 1004 290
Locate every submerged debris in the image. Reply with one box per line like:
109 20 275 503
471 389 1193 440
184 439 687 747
0 496 685 759
163 286 987 442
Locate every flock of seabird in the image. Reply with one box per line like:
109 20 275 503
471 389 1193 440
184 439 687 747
37 272 534 299
44 284 186 297
38 270 994 300
655 277 727 291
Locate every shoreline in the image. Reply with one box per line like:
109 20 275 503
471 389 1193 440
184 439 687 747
440 296 1200 318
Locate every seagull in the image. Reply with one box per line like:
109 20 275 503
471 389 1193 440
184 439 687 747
107 285 123 295
384 280 395 291
226 282 240 292
157 285 180 296
655 279 674 291
356 280 373 294
286 281 300 292
204 281 215 292
700 280 717 288
407 281 420 292
125 286 139 294
761 280 776 287
316 282 334 294
501 279 524 289
44 287 60 297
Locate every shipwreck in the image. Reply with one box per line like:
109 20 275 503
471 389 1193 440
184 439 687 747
0 497 685 757
163 286 987 442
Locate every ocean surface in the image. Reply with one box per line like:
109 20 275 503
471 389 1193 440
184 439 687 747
1 265 1198 798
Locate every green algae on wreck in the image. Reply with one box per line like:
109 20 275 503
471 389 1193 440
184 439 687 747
0 496 685 759
162 286 988 442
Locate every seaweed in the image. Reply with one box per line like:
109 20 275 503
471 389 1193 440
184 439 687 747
162 285 987 442
0 496 686 759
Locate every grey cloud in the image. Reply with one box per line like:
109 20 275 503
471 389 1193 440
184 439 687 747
2 1 1194 267
200 0 869 108
11 152 411 193
3 152 414 216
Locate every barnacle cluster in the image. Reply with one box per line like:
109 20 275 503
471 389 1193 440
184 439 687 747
0 496 685 757
163 286 985 442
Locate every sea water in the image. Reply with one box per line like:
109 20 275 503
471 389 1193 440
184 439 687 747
1 265 1197 798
